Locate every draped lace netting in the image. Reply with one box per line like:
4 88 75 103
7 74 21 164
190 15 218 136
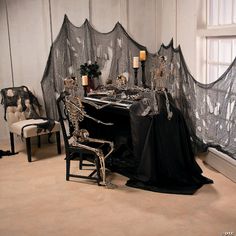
157 42 236 160
41 15 236 160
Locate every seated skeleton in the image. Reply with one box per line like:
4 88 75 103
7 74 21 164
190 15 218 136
58 78 114 186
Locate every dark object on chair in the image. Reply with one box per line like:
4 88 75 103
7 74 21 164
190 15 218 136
0 86 61 162
57 91 114 186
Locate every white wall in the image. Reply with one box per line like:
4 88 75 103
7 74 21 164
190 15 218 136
176 0 198 77
161 0 200 78
91 0 120 33
0 0 12 139
128 0 161 53
50 0 90 40
6 0 51 103
160 0 176 46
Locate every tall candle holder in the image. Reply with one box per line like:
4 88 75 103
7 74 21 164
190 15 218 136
83 85 88 97
141 61 146 88
133 68 138 86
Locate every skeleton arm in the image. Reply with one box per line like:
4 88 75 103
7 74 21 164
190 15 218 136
66 97 113 126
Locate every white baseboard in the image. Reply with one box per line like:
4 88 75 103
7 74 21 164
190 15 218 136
204 148 236 183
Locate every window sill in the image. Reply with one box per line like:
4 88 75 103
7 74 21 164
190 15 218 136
197 26 236 37
203 148 236 183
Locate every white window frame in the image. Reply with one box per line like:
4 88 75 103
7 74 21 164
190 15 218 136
206 37 236 83
196 0 236 84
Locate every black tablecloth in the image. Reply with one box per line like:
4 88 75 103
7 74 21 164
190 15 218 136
82 92 213 194
127 98 213 194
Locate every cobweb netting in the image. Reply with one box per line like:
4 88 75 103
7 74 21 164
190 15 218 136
41 15 236 160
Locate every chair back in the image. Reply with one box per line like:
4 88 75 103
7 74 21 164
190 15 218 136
1 86 40 126
56 92 74 154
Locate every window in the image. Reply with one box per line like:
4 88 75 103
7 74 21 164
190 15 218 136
207 37 236 83
205 0 236 83
208 0 236 26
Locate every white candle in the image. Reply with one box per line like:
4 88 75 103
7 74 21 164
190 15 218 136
133 57 139 68
82 75 88 86
139 50 146 61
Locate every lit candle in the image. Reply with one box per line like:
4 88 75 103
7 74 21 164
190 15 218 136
139 50 146 61
133 57 139 68
82 75 88 86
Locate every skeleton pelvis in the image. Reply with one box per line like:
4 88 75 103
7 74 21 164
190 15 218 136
73 129 90 142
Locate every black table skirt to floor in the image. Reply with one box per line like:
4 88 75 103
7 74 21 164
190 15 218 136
82 100 213 195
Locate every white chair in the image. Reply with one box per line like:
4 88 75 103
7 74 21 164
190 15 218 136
1 86 61 162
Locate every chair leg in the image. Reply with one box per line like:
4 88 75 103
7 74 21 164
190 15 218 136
95 157 101 186
10 132 15 154
66 157 70 181
47 133 53 143
26 138 32 162
37 136 41 148
79 153 83 170
56 131 61 154
79 160 83 170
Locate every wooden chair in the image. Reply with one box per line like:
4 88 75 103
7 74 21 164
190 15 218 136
1 86 61 162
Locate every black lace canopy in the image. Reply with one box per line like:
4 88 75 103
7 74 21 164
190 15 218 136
41 15 236 160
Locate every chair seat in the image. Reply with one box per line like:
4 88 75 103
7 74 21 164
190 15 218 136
9 119 60 138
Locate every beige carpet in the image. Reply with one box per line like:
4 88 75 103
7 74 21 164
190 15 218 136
0 139 236 236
